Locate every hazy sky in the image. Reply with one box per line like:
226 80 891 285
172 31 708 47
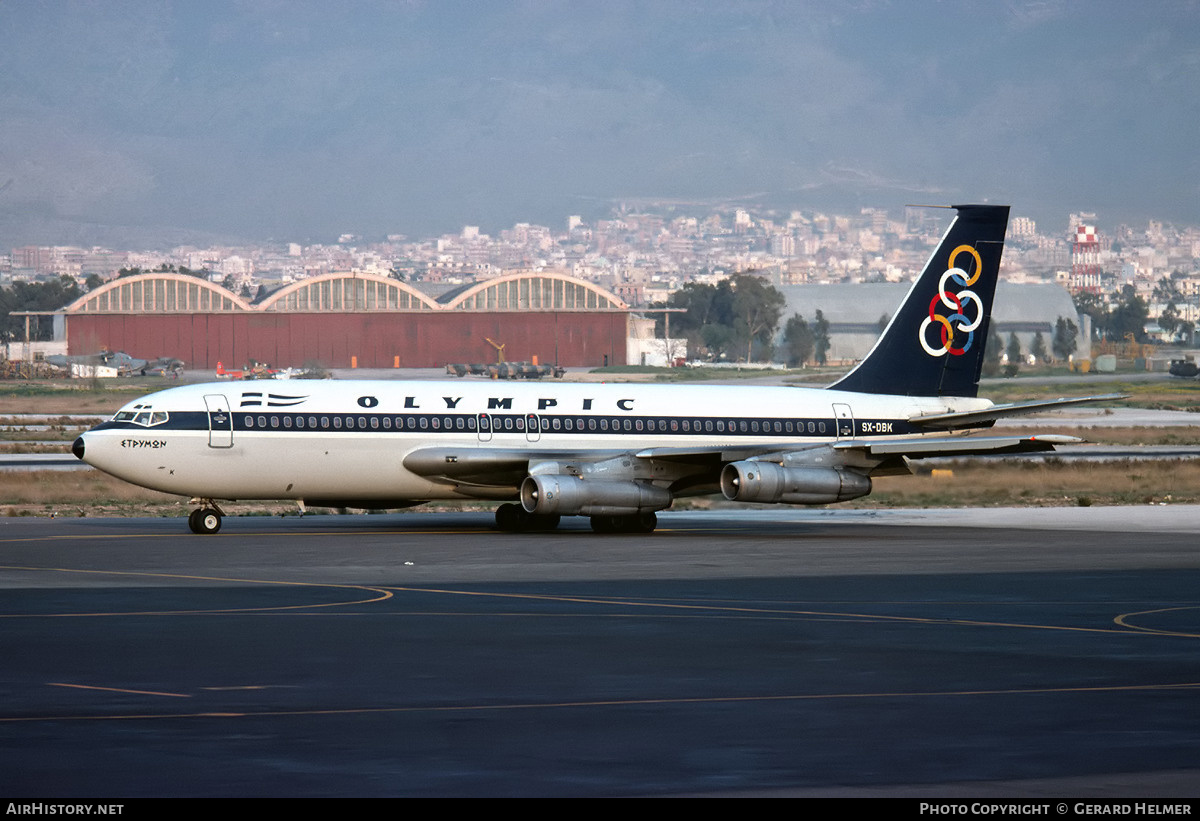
1 0 1197 246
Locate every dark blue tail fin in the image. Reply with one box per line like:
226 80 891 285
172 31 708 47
830 204 1010 398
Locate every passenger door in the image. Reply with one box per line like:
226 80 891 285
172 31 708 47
204 394 234 448
832 403 855 439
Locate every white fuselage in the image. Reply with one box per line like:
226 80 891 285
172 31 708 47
77 380 991 503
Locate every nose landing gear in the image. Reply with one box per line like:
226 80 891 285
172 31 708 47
187 500 224 534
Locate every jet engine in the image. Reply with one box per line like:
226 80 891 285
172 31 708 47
720 461 871 505
520 474 671 517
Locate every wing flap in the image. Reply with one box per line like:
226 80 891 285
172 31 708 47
403 446 627 482
833 434 1080 459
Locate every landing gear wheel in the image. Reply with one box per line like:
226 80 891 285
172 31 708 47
532 513 561 532
590 512 657 534
496 504 560 533
188 507 222 534
495 503 525 532
630 511 657 533
590 515 618 534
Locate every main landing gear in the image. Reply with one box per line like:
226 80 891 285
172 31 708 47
493 504 658 534
589 512 657 534
494 503 560 533
187 500 224 534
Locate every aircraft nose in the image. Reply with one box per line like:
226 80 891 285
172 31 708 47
72 435 86 461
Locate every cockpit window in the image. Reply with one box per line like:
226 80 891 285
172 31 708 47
113 404 168 427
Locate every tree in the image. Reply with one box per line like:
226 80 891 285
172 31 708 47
700 322 736 360
1158 302 1180 340
1006 333 1022 365
783 313 814 367
1109 284 1149 343
982 328 1003 377
813 310 831 366
1004 332 1022 377
1179 320 1196 346
1072 291 1108 340
0 276 83 342
730 274 785 362
655 335 687 366
1153 276 1179 304
1052 317 1078 361
659 275 785 362
1031 331 1048 363
658 281 728 360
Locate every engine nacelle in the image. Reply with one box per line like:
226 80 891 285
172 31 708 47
720 461 871 505
521 474 672 516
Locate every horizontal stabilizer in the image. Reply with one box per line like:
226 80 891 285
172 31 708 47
908 394 1128 429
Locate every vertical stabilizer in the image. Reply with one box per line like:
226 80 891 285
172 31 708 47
830 204 1010 397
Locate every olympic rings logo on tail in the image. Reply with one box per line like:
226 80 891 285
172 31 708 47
918 244 984 357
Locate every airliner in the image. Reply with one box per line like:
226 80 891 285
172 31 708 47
72 205 1118 534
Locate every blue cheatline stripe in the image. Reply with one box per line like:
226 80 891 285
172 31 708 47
90 411 922 439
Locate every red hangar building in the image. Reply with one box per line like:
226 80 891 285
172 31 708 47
59 270 632 369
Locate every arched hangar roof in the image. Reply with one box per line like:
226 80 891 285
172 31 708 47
258 272 438 312
63 271 627 314
65 273 253 313
437 271 628 311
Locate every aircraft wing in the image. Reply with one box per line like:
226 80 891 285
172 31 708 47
402 432 1080 499
908 394 1127 430
636 433 1081 463
405 442 819 479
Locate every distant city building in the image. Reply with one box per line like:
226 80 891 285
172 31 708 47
1011 217 1037 238
8 201 1199 367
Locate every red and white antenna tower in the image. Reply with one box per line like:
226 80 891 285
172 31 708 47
1071 224 1101 293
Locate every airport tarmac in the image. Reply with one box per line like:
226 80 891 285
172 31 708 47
2 507 1200 797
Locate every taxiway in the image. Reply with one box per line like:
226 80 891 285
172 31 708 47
2 508 1200 796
